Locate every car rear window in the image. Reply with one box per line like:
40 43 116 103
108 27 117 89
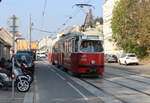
112 55 117 58
128 55 136 57
17 51 33 56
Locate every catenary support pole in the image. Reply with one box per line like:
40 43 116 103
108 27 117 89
29 15 32 50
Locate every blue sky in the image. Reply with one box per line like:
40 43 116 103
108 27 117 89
0 0 105 41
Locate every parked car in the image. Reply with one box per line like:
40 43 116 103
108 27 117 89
105 54 118 63
36 52 46 58
118 53 139 65
16 50 36 61
14 54 35 71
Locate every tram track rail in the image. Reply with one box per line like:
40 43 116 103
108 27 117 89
52 64 150 103
103 71 150 97
104 72 150 85
105 65 139 75
79 78 129 103
52 65 128 103
79 77 150 103
103 78 150 97
105 65 150 80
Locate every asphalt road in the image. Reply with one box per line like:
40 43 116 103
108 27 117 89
34 59 103 103
1 58 149 103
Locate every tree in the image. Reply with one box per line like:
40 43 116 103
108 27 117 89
94 17 103 25
111 0 150 57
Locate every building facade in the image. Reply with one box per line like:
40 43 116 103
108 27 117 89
38 36 52 52
0 28 13 60
15 37 29 51
103 0 122 55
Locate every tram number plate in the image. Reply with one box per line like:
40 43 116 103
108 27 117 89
89 69 97 72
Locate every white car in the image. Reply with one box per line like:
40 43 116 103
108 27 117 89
37 52 46 58
118 53 139 65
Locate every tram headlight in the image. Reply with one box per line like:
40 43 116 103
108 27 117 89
91 60 96 64
81 55 87 61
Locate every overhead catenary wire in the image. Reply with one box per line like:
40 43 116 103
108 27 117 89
36 0 95 36
56 9 82 32
41 0 47 30
56 0 94 33
42 0 47 17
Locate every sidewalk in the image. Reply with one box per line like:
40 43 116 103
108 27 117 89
0 88 25 103
0 84 34 103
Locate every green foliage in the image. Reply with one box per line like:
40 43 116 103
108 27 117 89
111 0 150 58
94 17 103 25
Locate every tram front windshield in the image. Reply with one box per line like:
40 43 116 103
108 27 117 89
80 40 103 53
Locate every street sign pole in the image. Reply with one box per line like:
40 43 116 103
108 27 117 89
12 57 15 99
11 15 18 99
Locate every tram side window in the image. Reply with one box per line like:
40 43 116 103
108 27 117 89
72 39 75 52
63 43 65 52
75 39 78 52
64 41 67 52
64 42 66 52
53 46 57 53
67 41 69 53
68 41 70 52
69 40 72 52
60 43 63 52
67 41 68 53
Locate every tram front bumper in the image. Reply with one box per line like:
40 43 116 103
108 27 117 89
77 65 104 73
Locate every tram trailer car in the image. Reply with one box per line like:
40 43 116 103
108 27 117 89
48 37 59 63
52 32 104 76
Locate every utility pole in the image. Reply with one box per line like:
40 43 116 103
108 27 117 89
9 15 19 99
9 15 19 36
29 15 32 50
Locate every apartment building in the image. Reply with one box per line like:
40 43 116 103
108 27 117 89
0 28 13 60
103 0 122 55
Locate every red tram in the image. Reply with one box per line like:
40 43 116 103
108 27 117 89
49 32 104 76
48 37 58 62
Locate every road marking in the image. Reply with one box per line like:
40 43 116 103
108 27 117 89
67 82 88 101
0 98 24 100
51 65 57 70
34 74 37 83
35 85 40 102
56 73 66 80
51 69 56 72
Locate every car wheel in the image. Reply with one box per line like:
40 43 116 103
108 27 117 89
136 63 139 65
16 78 30 92
119 61 122 65
125 61 128 66
52 62 55 65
